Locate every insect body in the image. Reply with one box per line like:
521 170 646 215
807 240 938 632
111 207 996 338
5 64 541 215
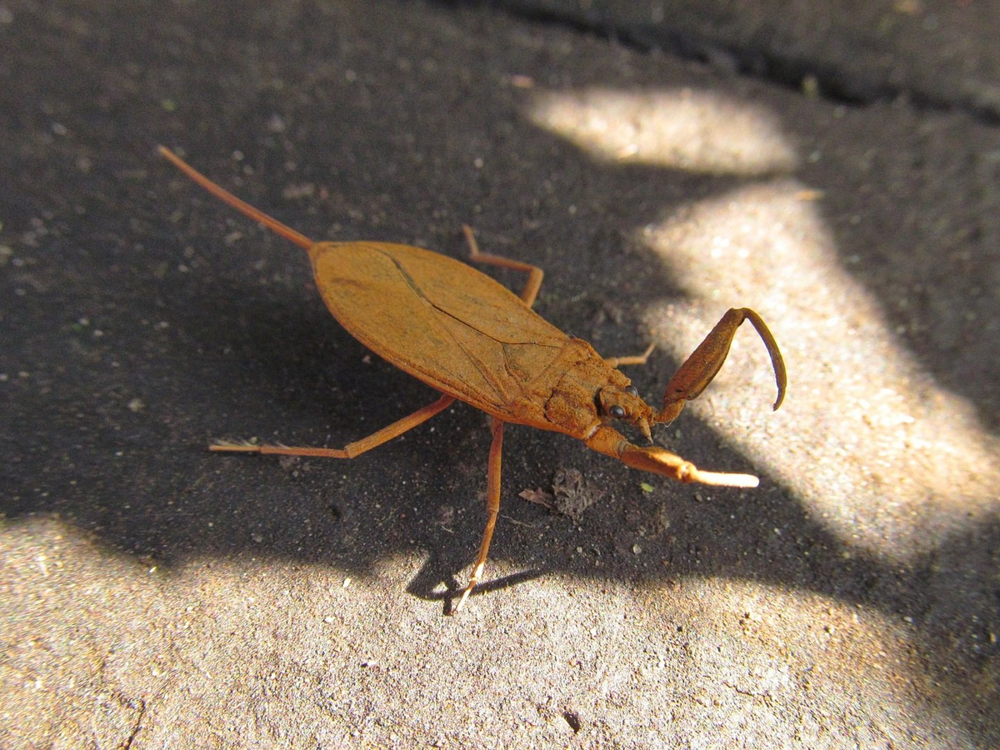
158 146 787 612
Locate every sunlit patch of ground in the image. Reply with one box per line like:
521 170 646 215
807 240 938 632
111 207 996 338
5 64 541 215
642 183 1000 561
529 85 1000 564
528 87 797 175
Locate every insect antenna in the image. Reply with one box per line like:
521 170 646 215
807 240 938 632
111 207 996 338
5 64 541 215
157 145 314 251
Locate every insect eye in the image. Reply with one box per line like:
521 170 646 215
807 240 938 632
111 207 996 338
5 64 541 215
625 386 638 397
609 405 626 419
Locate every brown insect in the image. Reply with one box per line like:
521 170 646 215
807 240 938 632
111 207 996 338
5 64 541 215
158 146 786 612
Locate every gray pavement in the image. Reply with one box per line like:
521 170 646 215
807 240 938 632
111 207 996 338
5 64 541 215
2 1 999 746
482 0 1000 120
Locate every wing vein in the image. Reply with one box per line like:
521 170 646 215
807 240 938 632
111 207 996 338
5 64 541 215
377 249 515 403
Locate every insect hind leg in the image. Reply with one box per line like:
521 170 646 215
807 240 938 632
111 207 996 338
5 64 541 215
211 393 455 459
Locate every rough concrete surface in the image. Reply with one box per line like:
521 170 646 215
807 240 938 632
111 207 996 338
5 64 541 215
2 1 999 747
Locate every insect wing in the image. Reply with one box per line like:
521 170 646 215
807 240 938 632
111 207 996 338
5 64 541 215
312 242 569 413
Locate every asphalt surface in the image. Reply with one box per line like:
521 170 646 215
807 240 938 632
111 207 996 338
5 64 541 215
3 1 1000 747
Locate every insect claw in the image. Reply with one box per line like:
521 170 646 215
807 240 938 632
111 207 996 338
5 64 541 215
686 468 759 488
635 417 654 445
453 585 474 614
209 439 261 453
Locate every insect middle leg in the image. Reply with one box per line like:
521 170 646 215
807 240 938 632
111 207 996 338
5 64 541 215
453 417 504 613
604 342 656 368
210 393 456 459
462 225 544 308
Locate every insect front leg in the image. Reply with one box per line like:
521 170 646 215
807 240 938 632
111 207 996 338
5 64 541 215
453 417 505 613
211 393 455 459
658 308 787 425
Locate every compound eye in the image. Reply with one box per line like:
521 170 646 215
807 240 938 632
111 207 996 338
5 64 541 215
625 385 638 397
609 405 626 419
